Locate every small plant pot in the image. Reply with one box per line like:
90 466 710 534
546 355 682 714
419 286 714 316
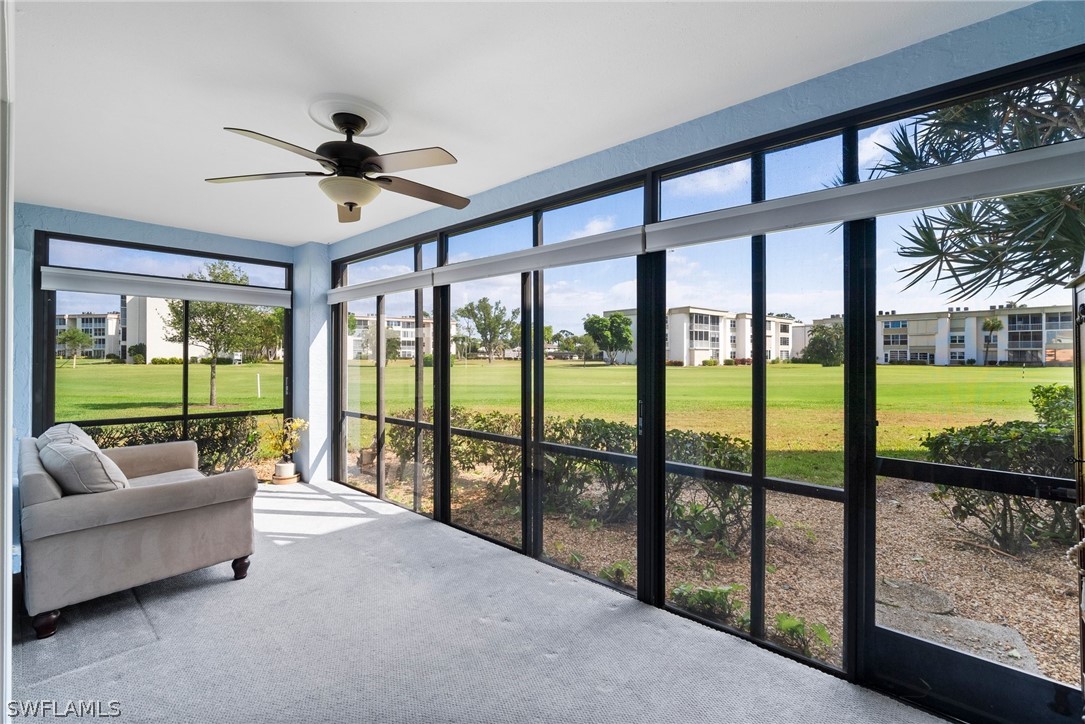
272 461 299 485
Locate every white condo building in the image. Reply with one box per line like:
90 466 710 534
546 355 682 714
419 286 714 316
54 311 121 359
604 306 801 365
811 301 1074 366
347 315 454 361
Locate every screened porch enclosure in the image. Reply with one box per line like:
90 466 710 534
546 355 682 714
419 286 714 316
329 62 1085 724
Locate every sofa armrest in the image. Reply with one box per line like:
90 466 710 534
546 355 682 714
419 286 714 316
103 441 199 479
21 468 257 542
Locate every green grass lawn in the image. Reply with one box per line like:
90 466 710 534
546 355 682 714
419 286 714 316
54 359 284 420
350 359 1072 485
58 358 1072 486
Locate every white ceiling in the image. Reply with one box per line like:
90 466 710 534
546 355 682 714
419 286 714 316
12 2 1025 246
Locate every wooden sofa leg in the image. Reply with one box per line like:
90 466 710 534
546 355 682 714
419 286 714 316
231 556 250 580
32 610 60 639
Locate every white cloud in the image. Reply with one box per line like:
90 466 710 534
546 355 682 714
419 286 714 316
858 125 895 171
561 215 617 242
666 162 750 198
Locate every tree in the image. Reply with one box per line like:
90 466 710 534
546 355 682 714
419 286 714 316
583 312 634 365
575 334 599 365
801 323 844 367
385 335 401 362
162 261 260 406
982 316 1003 366
248 307 284 361
127 342 146 362
56 328 93 367
872 74 1084 301
347 312 358 335
454 298 519 363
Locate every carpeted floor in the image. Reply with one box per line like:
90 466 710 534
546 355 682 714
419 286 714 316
13 481 943 723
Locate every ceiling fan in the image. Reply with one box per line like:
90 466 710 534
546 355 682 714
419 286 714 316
206 111 470 223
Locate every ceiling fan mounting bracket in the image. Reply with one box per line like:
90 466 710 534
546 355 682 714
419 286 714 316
308 95 390 136
332 113 367 137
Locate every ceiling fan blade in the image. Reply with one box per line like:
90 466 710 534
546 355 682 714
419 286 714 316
337 204 362 223
205 171 331 183
224 128 335 166
364 147 456 174
372 175 470 210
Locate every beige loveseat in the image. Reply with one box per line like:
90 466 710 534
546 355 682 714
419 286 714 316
19 424 257 638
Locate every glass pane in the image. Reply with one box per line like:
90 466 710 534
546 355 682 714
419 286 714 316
875 196 1077 462
860 72 1083 181
541 187 642 243
384 421 418 510
874 184 1080 686
660 159 752 221
345 298 378 414
346 247 414 286
48 238 287 288
54 291 183 421
449 275 522 547
765 135 842 200
666 476 753 630
420 241 438 271
765 492 843 668
447 216 532 264
765 224 843 486
540 258 638 586
382 291 416 418
662 236 755 623
185 301 282 413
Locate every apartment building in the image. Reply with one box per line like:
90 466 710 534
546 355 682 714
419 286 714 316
54 311 120 359
605 306 801 365
348 315 445 361
120 296 188 362
813 302 1074 366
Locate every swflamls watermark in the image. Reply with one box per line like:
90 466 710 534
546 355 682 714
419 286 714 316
7 700 121 718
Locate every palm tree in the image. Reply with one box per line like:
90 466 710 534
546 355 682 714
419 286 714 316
873 74 1084 301
982 317 1003 366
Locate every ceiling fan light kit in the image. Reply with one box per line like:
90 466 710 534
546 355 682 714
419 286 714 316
207 97 468 223
319 175 380 209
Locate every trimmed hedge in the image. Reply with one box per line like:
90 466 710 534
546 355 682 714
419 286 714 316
382 408 751 548
84 415 259 474
922 383 1075 553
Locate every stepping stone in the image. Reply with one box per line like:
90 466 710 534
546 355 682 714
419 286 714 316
875 577 954 615
876 604 1041 675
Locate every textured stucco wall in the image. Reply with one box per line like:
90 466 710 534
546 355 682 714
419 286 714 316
329 1 1085 261
290 242 331 484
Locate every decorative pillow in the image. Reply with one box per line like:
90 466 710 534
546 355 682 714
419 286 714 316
38 441 129 494
35 423 97 452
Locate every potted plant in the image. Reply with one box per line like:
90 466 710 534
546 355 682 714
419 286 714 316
272 417 309 484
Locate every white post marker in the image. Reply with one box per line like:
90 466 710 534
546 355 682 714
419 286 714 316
257 373 261 398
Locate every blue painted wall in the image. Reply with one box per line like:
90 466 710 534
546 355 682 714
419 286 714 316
329 1 1085 261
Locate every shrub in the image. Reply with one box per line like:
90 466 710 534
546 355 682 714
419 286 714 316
127 343 146 360
701 359 719 367
965 358 976 366
671 583 748 628
597 560 632 586
198 357 235 365
105 353 119 360
83 415 259 474
665 429 752 555
109 358 126 364
665 360 684 367
131 354 145 365
922 383 1075 553
723 359 735 366
772 612 832 659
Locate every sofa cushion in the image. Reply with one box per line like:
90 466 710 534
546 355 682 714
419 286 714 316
35 423 96 452
38 441 129 494
129 468 206 488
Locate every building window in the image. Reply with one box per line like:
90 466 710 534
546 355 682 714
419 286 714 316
950 351 966 362
729 319 736 329
780 336 790 347
1008 312 1042 331
949 334 964 345
883 334 908 346
780 323 790 334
